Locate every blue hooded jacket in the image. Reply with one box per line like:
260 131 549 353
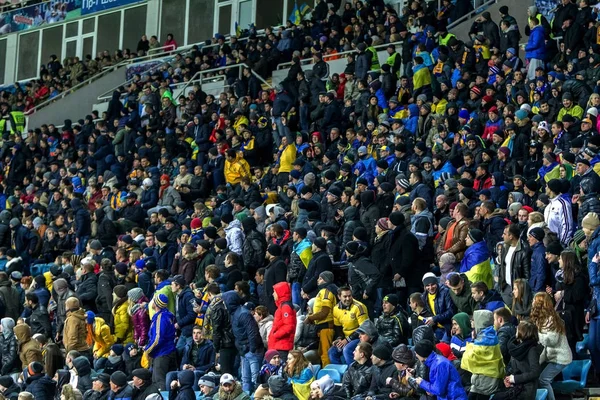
420 352 468 400
525 25 546 60
403 104 419 134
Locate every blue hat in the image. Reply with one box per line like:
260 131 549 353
111 344 124 356
86 311 95 324
135 259 146 270
506 48 516 56
459 109 470 120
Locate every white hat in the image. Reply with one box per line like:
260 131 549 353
587 107 598 117
220 373 235 385
422 272 438 286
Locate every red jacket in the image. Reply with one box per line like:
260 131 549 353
268 282 296 351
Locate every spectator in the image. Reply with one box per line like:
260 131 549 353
497 224 530 305
421 272 456 339
502 321 543 400
145 293 177 390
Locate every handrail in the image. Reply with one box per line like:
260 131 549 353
447 0 496 30
276 39 406 70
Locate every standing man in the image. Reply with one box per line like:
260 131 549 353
262 244 287 314
497 224 530 305
71 198 91 255
171 275 197 353
144 293 177 390
305 271 338 366
388 212 419 305
544 179 574 245
527 227 547 293
523 17 546 81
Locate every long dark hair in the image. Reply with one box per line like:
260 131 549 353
560 250 580 285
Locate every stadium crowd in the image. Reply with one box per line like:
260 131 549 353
0 0 600 400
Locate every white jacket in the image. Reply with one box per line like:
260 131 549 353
544 195 574 245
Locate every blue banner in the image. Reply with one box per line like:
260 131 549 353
0 0 81 36
81 0 143 15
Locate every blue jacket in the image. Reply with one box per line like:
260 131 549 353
410 183 433 210
529 242 548 293
157 243 176 271
145 308 177 358
176 287 197 337
71 198 91 237
431 161 457 187
476 290 505 312
140 188 158 209
222 291 264 354
421 285 456 334
420 353 468 400
180 338 215 373
107 384 133 400
525 25 546 60
588 226 600 316
403 104 419 134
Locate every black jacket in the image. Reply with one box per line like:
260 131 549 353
376 311 408 347
348 252 381 301
301 251 332 298
371 231 393 287
0 331 18 374
206 295 235 352
263 257 287 315
0 280 21 321
132 382 160 400
76 273 98 312
96 270 117 323
388 225 420 288
368 359 398 397
506 338 543 400
342 360 374 398
96 214 117 247
497 240 530 291
27 304 52 338
242 230 266 273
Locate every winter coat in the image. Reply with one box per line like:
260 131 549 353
145 308 177 358
578 193 600 228
0 318 18 374
242 229 266 272
76 273 98 312
175 287 197 337
25 374 56 400
421 285 456 334
348 252 381 301
359 195 380 245
107 384 133 400
205 295 235 352
388 225 420 288
529 242 547 293
63 308 90 353
301 250 332 298
171 253 199 286
342 360 374 398
222 291 263 354
14 324 43 369
419 352 467 400
525 25 545 60
73 356 93 392
158 186 181 208
263 257 287 315
96 271 117 323
497 240 530 292
482 213 507 256
0 280 20 321
506 338 543 400
368 359 398 397
130 297 150 347
180 339 215 373
157 243 176 272
112 301 133 344
437 218 470 261
268 282 296 351
225 219 244 255
92 316 115 358
376 311 408 347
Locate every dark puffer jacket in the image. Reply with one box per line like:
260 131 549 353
241 219 267 272
342 359 375 398
25 374 57 400
204 294 235 352
0 319 18 374
359 191 380 245
222 291 262 354
376 310 408 347
578 192 600 228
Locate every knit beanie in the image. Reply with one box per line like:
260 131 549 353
414 340 434 358
128 288 144 303
154 293 168 309
583 212 600 231
377 218 390 231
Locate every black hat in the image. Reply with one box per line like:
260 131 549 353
155 230 169 243
392 344 416 365
383 294 399 307
577 157 591 167
132 368 152 381
372 342 393 361
215 237 228 250
221 213 234 224
468 228 484 243
267 244 282 257
0 376 13 388
110 371 128 387
528 227 545 242
313 237 327 251
525 180 539 192
547 179 562 195
546 241 563 256
461 187 475 199
345 241 361 255
458 178 473 188
294 227 307 238
414 340 434 358
93 373 110 386
324 169 337 181
328 187 342 198
389 211 405 227
204 226 218 239
172 275 186 287
308 211 321 221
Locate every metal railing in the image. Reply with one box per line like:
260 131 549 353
276 39 406 70
447 0 495 30
96 32 263 102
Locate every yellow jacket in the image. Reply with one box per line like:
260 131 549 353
92 317 116 358
43 271 54 291
224 154 251 185
112 301 134 344
313 287 336 324
278 143 297 173
333 300 369 338
234 116 250 134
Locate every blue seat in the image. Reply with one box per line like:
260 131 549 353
160 391 169 399
317 369 342 383
30 263 51 277
322 363 348 374
576 334 589 358
535 389 548 400
312 365 321 376
551 359 592 394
